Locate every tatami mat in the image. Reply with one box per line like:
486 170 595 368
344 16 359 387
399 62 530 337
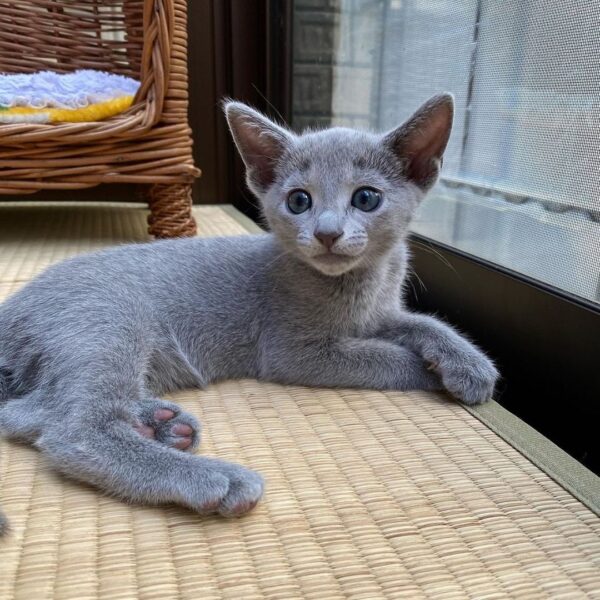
0 202 599 599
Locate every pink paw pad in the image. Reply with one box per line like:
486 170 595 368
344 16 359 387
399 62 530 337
133 406 198 451
172 423 193 436
173 436 192 450
154 408 175 421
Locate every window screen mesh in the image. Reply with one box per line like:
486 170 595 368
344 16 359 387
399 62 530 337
292 0 600 303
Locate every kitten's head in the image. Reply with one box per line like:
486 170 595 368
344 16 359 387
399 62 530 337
225 94 453 276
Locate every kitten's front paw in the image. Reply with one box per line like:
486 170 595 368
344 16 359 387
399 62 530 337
433 350 499 405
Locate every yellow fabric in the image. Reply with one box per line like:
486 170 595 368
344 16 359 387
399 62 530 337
0 96 134 123
0 203 599 599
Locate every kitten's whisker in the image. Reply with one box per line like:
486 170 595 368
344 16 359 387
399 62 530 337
235 184 261 213
411 239 459 277
408 266 427 293
251 84 287 126
406 277 419 302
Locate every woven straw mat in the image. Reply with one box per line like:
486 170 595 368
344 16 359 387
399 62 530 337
0 202 599 599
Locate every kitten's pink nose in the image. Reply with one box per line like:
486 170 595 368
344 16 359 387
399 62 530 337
314 231 342 250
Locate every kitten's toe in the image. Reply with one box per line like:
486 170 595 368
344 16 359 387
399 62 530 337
187 463 264 517
154 408 176 421
134 401 201 451
218 466 264 517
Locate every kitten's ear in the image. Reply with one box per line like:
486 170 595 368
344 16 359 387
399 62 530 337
224 101 295 194
383 93 454 189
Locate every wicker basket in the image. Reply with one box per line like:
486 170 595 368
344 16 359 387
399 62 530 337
0 0 199 238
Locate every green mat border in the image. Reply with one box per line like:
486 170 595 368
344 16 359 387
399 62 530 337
465 401 600 516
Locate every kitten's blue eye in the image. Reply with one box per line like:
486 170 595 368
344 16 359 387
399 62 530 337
351 187 381 212
287 190 312 214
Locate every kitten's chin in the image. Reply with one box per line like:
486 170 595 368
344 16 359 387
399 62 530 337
305 253 363 276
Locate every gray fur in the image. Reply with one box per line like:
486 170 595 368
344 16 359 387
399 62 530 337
0 95 497 530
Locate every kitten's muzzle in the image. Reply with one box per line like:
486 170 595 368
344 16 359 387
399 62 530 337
314 209 343 250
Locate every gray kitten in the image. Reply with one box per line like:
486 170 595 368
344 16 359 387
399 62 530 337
0 94 498 532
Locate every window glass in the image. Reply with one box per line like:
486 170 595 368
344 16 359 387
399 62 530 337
292 0 600 303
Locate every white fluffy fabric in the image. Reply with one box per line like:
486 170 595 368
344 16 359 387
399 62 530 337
0 70 139 109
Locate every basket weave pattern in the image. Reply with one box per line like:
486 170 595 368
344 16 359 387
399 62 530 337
0 0 199 237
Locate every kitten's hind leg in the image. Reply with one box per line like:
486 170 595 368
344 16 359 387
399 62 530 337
36 404 263 517
0 394 49 443
133 398 201 452
0 394 46 536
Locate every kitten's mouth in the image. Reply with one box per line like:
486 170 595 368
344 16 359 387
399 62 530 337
315 251 350 261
